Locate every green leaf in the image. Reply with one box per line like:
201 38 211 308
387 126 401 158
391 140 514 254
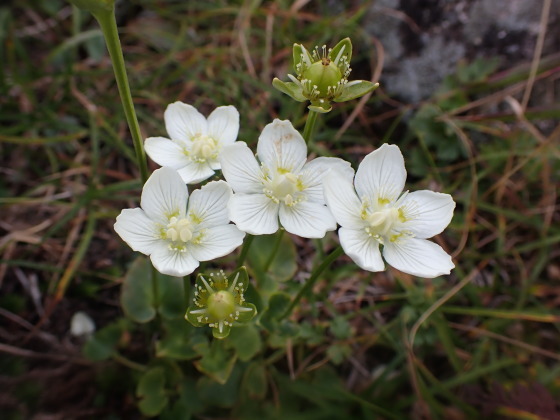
227 324 262 362
158 275 187 320
156 319 208 360
259 292 291 332
242 362 267 399
247 232 297 283
120 257 156 323
272 78 306 102
326 343 352 365
136 367 169 417
335 81 378 102
196 365 242 408
330 316 352 340
82 319 128 361
121 257 187 323
194 340 237 385
308 103 332 113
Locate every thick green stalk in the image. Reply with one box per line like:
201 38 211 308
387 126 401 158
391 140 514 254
237 234 254 267
279 245 343 320
94 10 148 183
302 110 319 144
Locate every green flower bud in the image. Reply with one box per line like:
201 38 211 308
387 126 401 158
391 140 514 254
302 59 342 98
272 37 379 113
185 267 257 339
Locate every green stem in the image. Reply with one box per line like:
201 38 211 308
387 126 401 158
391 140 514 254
94 10 148 183
237 234 254 267
263 230 284 272
302 110 319 144
279 245 343 320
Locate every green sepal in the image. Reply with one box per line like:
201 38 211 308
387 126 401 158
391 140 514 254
185 308 204 327
212 323 232 339
329 37 352 67
235 303 257 324
293 43 312 76
308 102 332 113
334 81 379 102
272 78 306 102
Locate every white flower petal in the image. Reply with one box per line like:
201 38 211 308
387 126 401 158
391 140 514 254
323 172 365 229
189 225 245 261
400 190 455 239
208 157 221 171
339 227 385 272
176 160 215 184
144 137 188 169
300 157 355 203
207 105 239 145
355 144 406 202
278 201 336 238
114 208 161 254
164 102 207 142
141 167 188 223
150 243 200 277
257 119 307 173
228 193 279 235
383 237 454 278
187 180 232 229
220 142 263 194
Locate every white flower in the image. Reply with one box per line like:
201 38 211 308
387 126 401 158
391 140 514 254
70 311 95 337
114 167 245 277
144 102 239 184
219 119 354 238
323 144 455 278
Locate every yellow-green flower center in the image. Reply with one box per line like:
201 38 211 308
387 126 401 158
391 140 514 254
365 207 399 238
166 216 193 243
302 59 343 97
263 171 301 206
207 290 236 321
190 134 218 162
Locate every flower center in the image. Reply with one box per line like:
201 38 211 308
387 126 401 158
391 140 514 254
165 216 193 243
365 207 399 238
264 171 301 206
206 290 236 321
190 134 218 162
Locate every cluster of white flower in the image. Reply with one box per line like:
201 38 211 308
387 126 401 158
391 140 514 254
115 102 455 278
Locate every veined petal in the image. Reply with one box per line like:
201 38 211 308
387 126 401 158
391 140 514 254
189 225 245 262
144 137 188 169
114 208 161 255
355 144 406 203
383 237 454 278
164 102 207 142
300 157 355 203
229 193 279 235
187 180 232 229
399 190 455 239
257 119 307 173
208 157 221 171
150 242 200 277
323 172 365 229
207 105 239 145
141 167 188 223
339 227 385 272
278 201 336 238
176 160 215 184
220 142 263 194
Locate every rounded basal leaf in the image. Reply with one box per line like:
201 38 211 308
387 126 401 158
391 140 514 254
83 319 128 361
137 367 169 417
156 319 208 360
158 274 187 320
247 232 297 283
241 362 267 399
194 341 237 385
120 257 156 323
226 324 262 362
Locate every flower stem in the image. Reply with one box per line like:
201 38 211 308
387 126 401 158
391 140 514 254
237 234 254 267
94 9 148 183
263 229 284 272
302 110 319 144
279 245 343 320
